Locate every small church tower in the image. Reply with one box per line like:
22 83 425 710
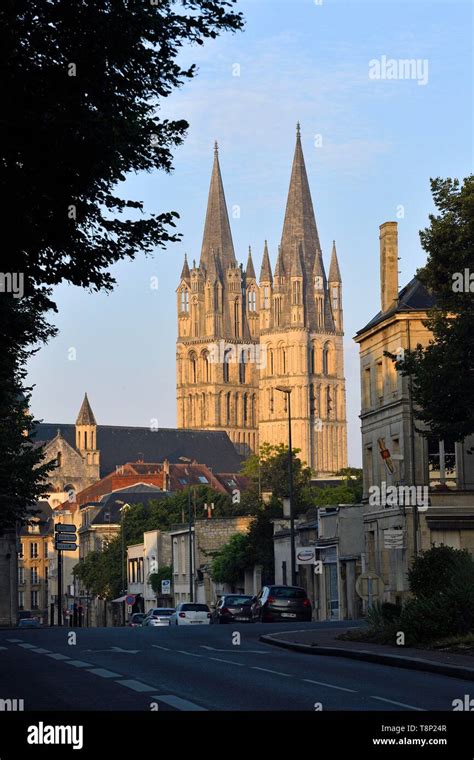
75 393 100 471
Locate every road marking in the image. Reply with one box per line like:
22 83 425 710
30 648 51 654
151 694 207 711
371 696 426 711
46 653 70 660
87 668 122 678
302 678 357 693
0 646 8 651
152 645 171 651
116 679 156 692
252 666 292 677
176 650 204 657
82 647 139 654
6 639 23 643
18 643 37 649
67 660 93 668
200 645 266 654
208 657 244 667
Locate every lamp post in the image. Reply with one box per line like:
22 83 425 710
179 457 194 602
116 500 130 625
276 385 296 586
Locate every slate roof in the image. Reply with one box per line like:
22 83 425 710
355 277 437 336
33 424 244 478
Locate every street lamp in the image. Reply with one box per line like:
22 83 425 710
275 385 296 586
116 500 130 624
179 456 194 602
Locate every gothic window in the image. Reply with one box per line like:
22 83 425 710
188 395 193 424
234 299 240 337
189 353 197 383
202 351 210 383
84 431 88 449
326 387 332 418
226 392 231 424
248 290 257 312
323 344 330 375
310 344 315 374
332 286 338 311
191 300 198 336
274 298 281 326
292 280 302 305
269 349 274 375
263 286 270 309
269 388 274 414
314 275 323 291
282 348 287 374
180 287 190 313
223 348 231 383
239 349 246 384
243 393 248 424
251 395 256 426
317 299 323 327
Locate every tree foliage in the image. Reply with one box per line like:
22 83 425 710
392 176 474 441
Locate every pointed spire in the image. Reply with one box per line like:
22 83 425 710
291 242 304 277
280 124 322 276
246 246 256 279
259 240 273 283
200 142 236 271
180 253 190 281
76 393 96 426
274 245 285 278
313 249 326 279
328 240 342 282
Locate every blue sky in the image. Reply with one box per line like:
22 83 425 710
28 0 473 467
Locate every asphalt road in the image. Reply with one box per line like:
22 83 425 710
0 622 469 712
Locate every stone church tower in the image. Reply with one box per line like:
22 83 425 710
177 127 348 474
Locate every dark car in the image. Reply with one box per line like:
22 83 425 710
127 613 146 627
18 617 41 629
250 585 312 623
212 594 254 624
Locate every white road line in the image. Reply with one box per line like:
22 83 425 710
116 679 156 692
0 646 8 651
30 648 51 654
371 696 426 711
176 650 204 657
152 645 171 651
208 657 244 667
67 660 93 668
46 653 70 660
302 678 357 693
200 645 266 654
252 666 292 677
18 643 37 649
151 694 207 711
6 639 22 643
87 668 122 678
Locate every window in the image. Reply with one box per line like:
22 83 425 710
263 286 270 309
292 280 302 305
239 350 246 384
44 542 48 558
45 566 48 583
234 299 240 337
317 298 323 327
57 451 62 468
226 392 231 424
203 352 210 382
376 360 383 401
198 475 209 484
31 590 39 610
189 353 197 384
269 349 274 375
248 290 257 312
332 286 338 311
274 298 281 326
18 567 25 585
223 349 231 383
310 344 315 374
366 447 373 489
364 367 371 408
243 393 248 424
180 287 189 313
30 542 38 559
428 438 457 487
31 567 38 584
282 349 286 374
18 591 24 610
19 543 24 559
269 388 274 413
326 387 332 418
323 344 329 375
314 275 323 291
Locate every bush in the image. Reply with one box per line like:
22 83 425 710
367 601 401 630
408 545 474 598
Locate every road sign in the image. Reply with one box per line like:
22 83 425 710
55 523 76 533
384 528 405 549
161 580 171 595
355 572 384 601
55 541 78 552
126 595 135 605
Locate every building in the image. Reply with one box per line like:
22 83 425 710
18 502 53 625
170 516 253 607
126 529 172 614
354 221 474 603
273 506 363 621
176 127 348 475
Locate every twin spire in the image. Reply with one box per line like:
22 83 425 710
199 140 236 272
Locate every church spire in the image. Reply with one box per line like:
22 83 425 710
259 240 273 283
180 252 190 281
328 240 342 282
200 142 236 272
246 246 256 279
280 123 322 276
75 393 96 426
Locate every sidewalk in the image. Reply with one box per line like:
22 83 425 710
260 626 474 682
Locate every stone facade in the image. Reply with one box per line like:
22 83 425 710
354 222 474 603
177 127 348 475
0 531 18 626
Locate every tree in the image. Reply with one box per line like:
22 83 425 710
392 176 474 441
241 442 312 512
0 0 244 527
148 566 172 596
210 534 249 586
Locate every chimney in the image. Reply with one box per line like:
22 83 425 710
379 222 398 312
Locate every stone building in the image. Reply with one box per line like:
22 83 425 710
354 221 474 603
18 502 53 625
176 127 348 475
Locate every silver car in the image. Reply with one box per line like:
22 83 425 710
142 608 175 627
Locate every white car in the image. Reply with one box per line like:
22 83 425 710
143 608 175 627
170 603 212 626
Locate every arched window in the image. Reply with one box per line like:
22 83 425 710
269 349 274 375
223 348 231 383
189 352 197 383
292 280 302 305
234 299 240 337
226 392 231 424
243 393 248 424
239 349 246 384
314 275 323 291
323 344 329 375
326 387 332 418
263 286 270 309
180 287 189 313
317 299 323 327
310 344 315 374
332 286 338 311
84 431 88 449
188 395 193 424
202 351 210 383
282 348 287 374
248 290 257 312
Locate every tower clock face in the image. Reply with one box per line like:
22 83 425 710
314 275 323 290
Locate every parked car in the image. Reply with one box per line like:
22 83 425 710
142 608 175 627
127 612 146 627
250 585 312 623
212 594 254 624
18 617 41 628
170 603 211 626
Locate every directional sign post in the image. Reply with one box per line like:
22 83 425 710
55 541 78 552
55 524 76 534
55 524 78 627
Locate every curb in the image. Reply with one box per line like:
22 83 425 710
259 633 474 682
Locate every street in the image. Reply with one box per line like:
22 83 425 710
0 622 469 712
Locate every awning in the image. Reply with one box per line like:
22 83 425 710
111 595 127 603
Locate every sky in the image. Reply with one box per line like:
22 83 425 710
27 0 473 467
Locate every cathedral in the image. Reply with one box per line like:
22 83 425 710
176 126 348 476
